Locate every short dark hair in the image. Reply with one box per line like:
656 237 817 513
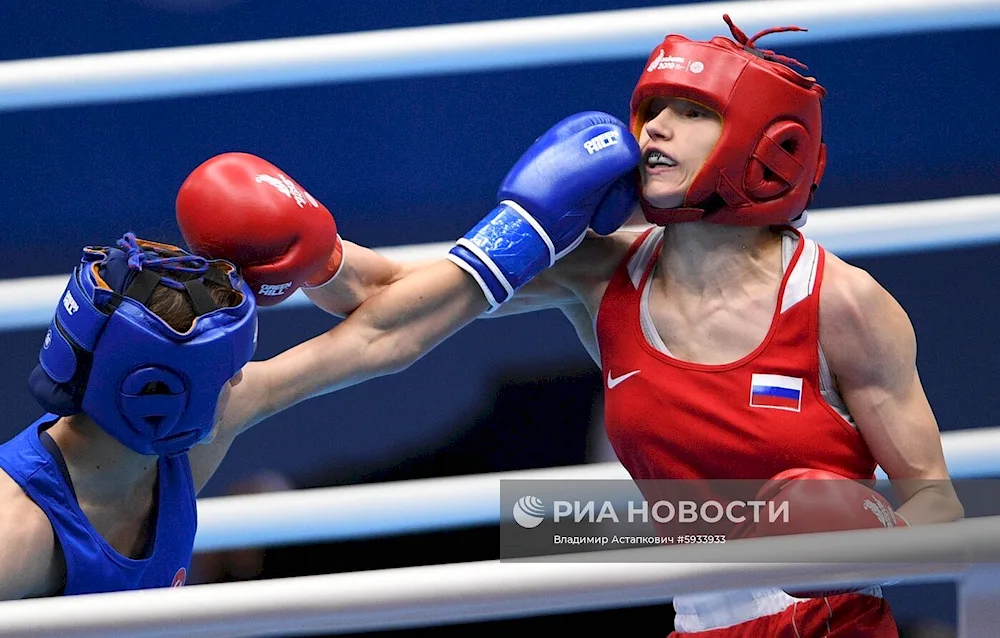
144 260 244 333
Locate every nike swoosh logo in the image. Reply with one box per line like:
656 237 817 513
607 370 641 389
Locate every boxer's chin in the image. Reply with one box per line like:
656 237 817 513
641 185 684 210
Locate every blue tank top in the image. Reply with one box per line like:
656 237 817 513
0 414 197 595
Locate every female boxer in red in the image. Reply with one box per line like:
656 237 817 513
303 15 964 637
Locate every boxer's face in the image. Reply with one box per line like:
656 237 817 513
638 97 722 209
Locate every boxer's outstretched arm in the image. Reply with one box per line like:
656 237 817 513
252 260 487 426
820 253 964 525
191 234 609 491
188 259 485 491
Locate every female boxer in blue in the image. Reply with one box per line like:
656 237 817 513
0 111 639 599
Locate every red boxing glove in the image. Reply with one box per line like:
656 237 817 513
176 152 344 307
748 468 908 599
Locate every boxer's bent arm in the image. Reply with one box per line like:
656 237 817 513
0 472 63 600
820 255 964 525
304 241 439 318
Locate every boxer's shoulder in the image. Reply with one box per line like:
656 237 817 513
0 467 61 599
0 467 54 542
820 251 881 301
531 228 644 319
550 228 642 288
819 251 915 378
820 253 905 329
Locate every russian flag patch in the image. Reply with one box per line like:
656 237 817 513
750 374 803 412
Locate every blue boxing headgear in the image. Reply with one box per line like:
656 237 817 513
28 233 258 456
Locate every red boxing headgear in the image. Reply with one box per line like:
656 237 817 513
630 15 827 227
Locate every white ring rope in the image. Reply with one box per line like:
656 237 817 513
0 518 997 637
3 193 1000 331
2 0 1000 111
194 426 999 552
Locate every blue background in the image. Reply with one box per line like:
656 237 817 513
2 1 997 634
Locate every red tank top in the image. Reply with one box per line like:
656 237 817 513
597 227 876 482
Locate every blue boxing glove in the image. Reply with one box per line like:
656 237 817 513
447 111 639 310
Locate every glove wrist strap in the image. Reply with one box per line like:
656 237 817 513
448 203 553 310
302 235 346 289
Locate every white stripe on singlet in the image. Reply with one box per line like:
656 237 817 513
780 231 819 313
627 227 664 290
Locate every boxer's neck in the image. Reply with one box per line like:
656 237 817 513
47 415 157 504
658 223 782 296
